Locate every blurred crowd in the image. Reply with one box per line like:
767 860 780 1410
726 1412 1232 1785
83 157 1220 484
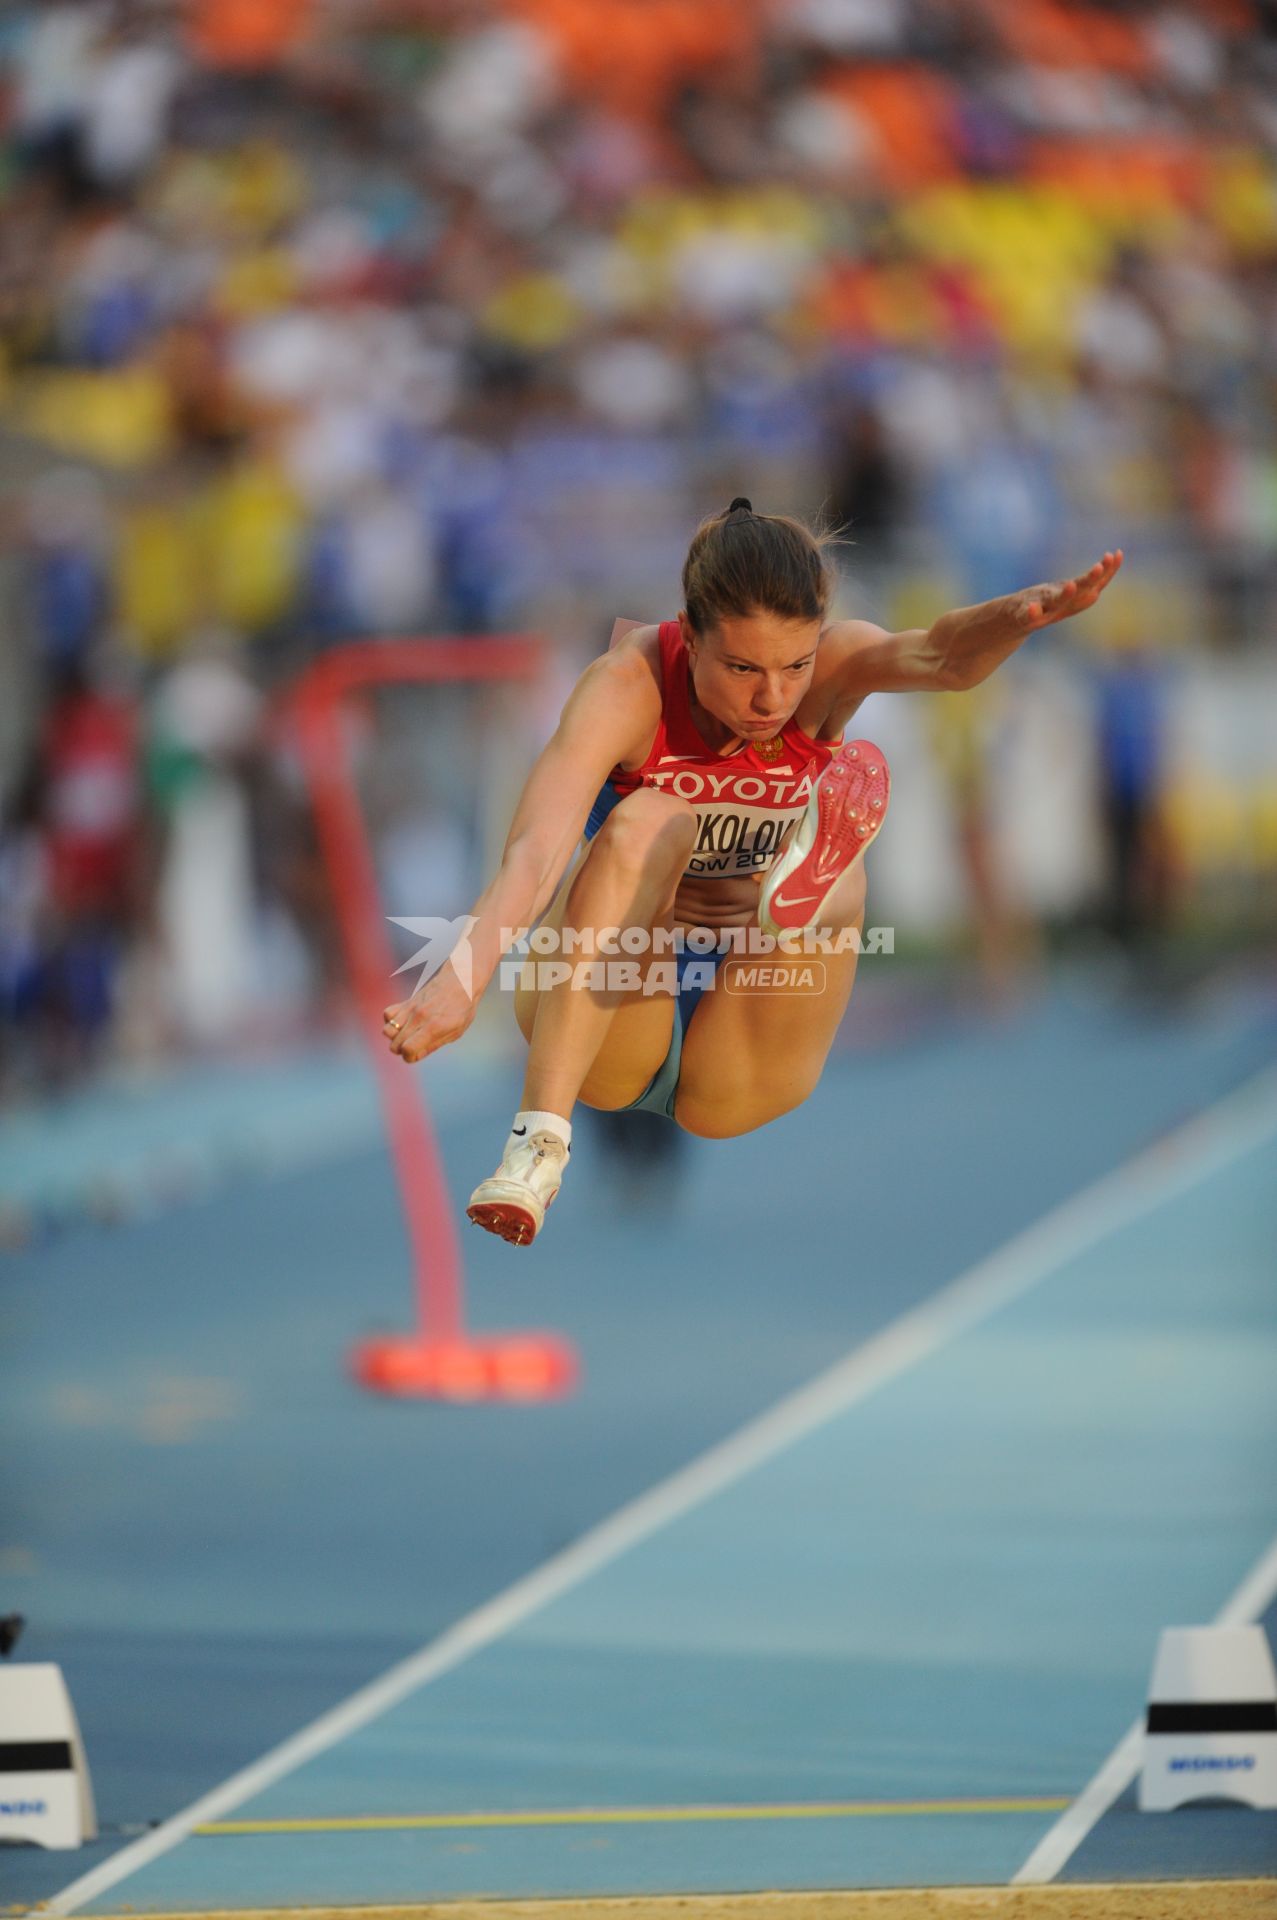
2 0 1276 1097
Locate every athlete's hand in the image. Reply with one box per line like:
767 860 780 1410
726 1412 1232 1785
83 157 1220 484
382 962 476 1063
1015 549 1124 632
935 549 1125 691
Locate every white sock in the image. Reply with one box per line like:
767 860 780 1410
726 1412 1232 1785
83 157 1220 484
508 1109 572 1154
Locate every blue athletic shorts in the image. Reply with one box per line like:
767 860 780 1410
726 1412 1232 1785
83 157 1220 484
619 944 727 1121
582 782 726 1122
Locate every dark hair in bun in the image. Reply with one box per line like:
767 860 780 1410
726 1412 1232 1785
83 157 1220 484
682 500 836 636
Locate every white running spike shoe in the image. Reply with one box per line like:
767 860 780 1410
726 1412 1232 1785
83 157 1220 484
466 1130 570 1247
759 739 890 938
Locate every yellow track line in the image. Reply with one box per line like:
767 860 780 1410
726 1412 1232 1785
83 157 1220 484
197 1798 1070 1836
88 1883 1277 1920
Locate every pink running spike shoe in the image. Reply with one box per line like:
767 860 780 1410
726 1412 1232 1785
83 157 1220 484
759 740 890 937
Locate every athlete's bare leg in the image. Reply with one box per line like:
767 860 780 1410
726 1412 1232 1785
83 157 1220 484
674 856 869 1139
513 788 697 1116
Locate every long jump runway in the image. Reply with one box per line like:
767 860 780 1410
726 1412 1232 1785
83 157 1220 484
5 971 1277 1912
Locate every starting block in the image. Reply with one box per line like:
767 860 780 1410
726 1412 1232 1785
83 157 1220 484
1140 1624 1277 1811
0 1662 97 1848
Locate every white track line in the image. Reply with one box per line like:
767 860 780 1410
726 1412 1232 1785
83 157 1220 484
1013 1532 1277 1885
41 1062 1277 1918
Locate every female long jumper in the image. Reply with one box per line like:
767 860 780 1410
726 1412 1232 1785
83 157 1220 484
383 500 1122 1246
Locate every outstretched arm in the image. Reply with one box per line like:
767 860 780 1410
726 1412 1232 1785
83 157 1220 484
824 549 1124 702
383 645 660 1063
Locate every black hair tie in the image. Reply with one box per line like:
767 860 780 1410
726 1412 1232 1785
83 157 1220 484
728 496 752 514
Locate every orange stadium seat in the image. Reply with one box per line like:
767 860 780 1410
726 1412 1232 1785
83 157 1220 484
508 0 761 117
1027 135 1210 216
822 66 961 191
188 0 315 69
986 0 1156 74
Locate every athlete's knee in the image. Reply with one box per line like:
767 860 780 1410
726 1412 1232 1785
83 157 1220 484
592 789 697 876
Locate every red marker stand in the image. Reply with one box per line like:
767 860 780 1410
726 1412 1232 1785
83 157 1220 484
292 638 579 1403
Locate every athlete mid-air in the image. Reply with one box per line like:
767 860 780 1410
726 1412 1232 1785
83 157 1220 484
383 499 1122 1245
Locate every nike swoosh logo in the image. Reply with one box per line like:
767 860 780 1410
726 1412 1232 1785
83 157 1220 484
512 1125 527 1136
772 888 818 910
